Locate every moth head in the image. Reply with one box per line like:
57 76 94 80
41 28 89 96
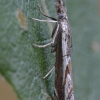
58 13 66 20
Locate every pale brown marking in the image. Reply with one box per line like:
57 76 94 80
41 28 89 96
63 65 69 86
67 87 73 99
16 9 27 29
68 59 71 73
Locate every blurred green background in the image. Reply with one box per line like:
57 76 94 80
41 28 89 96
0 0 100 100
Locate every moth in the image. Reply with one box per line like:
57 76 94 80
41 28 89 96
32 1 74 100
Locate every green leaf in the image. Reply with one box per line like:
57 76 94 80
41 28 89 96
66 0 100 100
0 0 55 100
0 0 100 100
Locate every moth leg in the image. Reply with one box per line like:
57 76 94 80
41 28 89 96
42 66 55 79
33 24 59 48
51 24 59 46
33 42 52 48
31 17 57 23
38 4 57 21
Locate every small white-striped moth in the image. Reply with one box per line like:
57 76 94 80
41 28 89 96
32 0 74 99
